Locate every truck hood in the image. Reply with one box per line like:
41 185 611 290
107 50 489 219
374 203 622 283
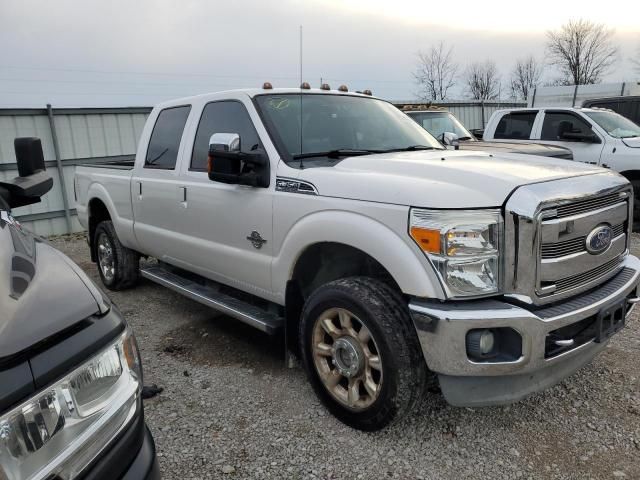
460 141 573 158
622 137 640 148
297 150 604 208
0 211 102 359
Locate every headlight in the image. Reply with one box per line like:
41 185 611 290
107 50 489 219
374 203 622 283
410 208 502 297
0 327 142 480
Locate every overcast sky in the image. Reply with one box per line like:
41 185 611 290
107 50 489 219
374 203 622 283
1 0 638 107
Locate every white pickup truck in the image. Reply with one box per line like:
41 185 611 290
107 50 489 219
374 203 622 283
75 86 640 431
482 107 640 226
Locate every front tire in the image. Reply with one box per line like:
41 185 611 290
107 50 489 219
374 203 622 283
94 220 140 290
299 277 427 431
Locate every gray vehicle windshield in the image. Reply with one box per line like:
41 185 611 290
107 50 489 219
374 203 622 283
408 111 474 140
585 110 640 139
255 94 443 164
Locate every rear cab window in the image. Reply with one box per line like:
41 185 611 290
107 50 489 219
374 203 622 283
494 111 537 140
145 105 191 170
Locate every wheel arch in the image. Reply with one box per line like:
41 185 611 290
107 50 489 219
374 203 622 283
276 211 444 353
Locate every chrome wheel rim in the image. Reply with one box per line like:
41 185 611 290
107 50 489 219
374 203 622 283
97 233 115 283
312 308 383 410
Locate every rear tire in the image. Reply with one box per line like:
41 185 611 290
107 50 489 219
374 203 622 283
631 180 640 232
299 277 427 431
94 220 140 290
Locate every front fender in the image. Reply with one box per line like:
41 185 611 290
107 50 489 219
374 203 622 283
272 209 445 303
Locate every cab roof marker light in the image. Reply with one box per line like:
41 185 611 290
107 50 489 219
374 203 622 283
262 82 273 90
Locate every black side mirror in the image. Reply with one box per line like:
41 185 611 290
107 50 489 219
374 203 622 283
207 133 269 188
0 138 53 209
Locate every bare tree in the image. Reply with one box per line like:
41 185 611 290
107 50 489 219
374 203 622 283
464 61 501 100
509 56 544 100
632 44 640 73
414 42 458 101
546 19 618 85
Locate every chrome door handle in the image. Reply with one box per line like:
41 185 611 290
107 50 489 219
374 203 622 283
179 187 187 208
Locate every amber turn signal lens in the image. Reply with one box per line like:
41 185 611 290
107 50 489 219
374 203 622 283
410 226 441 253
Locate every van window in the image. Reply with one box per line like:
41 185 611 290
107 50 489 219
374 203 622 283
145 106 191 169
494 112 537 140
191 101 262 171
541 112 592 141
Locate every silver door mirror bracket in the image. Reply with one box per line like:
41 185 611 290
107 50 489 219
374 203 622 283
441 132 460 150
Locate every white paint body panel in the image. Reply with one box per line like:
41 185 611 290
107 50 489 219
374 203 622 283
75 89 614 306
483 107 640 176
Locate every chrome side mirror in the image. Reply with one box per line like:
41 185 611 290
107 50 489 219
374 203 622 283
441 132 460 150
208 133 240 153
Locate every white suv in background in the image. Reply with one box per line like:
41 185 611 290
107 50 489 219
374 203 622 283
483 107 640 226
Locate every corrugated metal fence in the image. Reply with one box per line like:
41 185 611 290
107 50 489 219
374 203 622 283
1 101 525 237
393 101 527 130
0 107 151 236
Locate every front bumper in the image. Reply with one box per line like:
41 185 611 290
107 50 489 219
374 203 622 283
409 255 640 407
82 409 160 480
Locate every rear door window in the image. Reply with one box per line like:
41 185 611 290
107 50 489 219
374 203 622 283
541 112 592 141
145 106 191 169
494 112 537 139
191 101 262 171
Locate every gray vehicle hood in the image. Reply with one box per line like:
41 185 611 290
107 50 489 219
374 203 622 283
460 140 573 158
298 150 606 208
0 211 102 359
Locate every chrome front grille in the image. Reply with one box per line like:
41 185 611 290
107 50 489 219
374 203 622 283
545 256 624 293
504 173 633 306
555 191 626 218
541 223 625 259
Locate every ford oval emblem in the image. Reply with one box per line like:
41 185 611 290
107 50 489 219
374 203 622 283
585 225 613 255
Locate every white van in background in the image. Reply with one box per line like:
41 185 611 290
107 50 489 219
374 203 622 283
483 107 640 226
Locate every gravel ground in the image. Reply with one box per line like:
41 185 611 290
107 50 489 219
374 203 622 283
50 234 640 480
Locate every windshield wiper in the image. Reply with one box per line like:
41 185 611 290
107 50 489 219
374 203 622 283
378 145 438 153
292 149 381 160
458 136 474 141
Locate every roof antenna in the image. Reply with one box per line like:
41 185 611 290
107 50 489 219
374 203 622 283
298 25 305 170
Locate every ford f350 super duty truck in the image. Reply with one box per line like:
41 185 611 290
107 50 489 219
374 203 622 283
75 85 640 431
1 138 159 478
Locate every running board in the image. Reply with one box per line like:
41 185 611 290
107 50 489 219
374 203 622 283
140 265 283 334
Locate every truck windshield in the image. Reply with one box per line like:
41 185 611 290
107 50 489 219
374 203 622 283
407 111 475 141
585 110 640 139
255 94 443 164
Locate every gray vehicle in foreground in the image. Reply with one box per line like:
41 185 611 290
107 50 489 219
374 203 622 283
405 109 574 159
0 138 159 480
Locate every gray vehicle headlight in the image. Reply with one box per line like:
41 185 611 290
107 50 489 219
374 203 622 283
0 326 142 480
410 208 503 297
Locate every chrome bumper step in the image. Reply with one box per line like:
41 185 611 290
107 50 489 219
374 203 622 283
140 264 283 334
